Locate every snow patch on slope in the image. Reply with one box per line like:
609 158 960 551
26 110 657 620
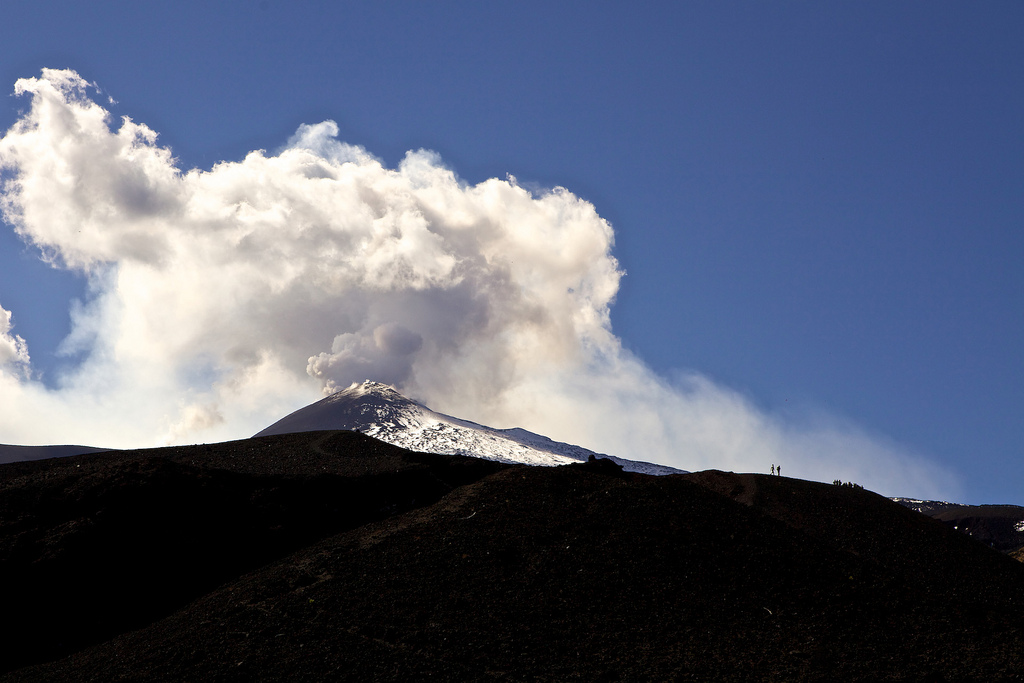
257 381 684 475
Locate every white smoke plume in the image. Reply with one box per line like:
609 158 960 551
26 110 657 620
0 69 959 498
0 305 30 375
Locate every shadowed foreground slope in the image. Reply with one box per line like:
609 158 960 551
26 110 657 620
0 431 506 675
3 435 1024 681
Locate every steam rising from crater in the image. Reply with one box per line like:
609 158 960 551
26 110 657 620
0 69 959 499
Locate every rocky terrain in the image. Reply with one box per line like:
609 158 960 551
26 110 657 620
2 430 1024 681
893 497 1024 555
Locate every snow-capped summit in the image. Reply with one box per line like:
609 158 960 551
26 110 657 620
256 380 683 475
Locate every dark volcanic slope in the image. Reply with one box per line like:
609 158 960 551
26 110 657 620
931 505 1024 553
3 445 1024 682
685 471 1024 601
0 431 506 675
893 499 1024 554
0 444 109 465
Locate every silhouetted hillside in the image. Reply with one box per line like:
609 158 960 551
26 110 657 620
893 498 1024 555
0 444 109 465
2 433 1024 681
0 431 506 675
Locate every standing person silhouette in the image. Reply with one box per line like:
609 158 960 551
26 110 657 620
777 465 781 477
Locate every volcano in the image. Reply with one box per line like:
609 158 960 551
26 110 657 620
256 380 683 475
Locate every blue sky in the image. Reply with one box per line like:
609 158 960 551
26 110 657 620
0 1 1021 504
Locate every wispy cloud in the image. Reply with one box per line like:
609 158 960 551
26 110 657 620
0 305 30 374
0 69 960 499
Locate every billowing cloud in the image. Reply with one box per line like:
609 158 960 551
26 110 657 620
0 306 30 375
0 69 959 499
